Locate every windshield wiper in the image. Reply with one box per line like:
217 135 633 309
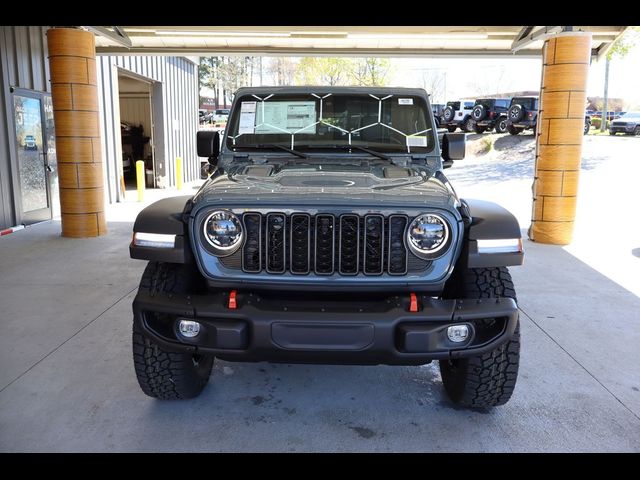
296 144 392 162
237 144 308 159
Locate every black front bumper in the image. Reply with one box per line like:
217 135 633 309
133 289 519 365
610 125 635 134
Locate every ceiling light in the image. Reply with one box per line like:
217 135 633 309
347 33 489 40
289 31 348 36
155 30 290 37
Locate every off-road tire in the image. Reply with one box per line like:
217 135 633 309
132 262 214 400
495 118 508 134
463 117 475 133
474 124 487 134
634 126 640 136
440 267 521 408
447 125 457 133
507 124 521 135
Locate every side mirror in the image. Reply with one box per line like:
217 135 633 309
442 132 465 163
197 130 220 166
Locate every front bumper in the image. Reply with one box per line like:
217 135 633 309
610 124 635 133
133 289 519 365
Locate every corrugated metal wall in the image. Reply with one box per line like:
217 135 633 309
96 56 199 203
0 26 51 229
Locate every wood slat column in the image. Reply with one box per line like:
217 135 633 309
529 32 592 245
47 28 106 237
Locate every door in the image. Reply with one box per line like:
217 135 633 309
12 90 55 225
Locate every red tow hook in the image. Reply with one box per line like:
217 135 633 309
409 293 419 312
228 290 237 309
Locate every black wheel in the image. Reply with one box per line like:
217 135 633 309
507 125 521 135
447 125 457 133
443 106 455 122
609 130 616 136
584 121 591 135
495 118 508 134
508 104 524 123
635 126 640 136
471 105 486 122
132 262 214 400
473 124 486 134
463 117 475 133
439 267 521 408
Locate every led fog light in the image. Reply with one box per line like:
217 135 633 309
447 324 470 343
178 320 201 338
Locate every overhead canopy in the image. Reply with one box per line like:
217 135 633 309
92 26 628 58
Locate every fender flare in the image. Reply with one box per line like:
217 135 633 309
129 195 193 264
460 198 524 268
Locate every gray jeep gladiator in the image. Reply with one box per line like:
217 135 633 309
129 86 524 408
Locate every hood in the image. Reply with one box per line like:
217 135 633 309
192 161 458 211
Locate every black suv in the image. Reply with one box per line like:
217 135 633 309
471 98 511 134
506 96 539 135
129 86 524 408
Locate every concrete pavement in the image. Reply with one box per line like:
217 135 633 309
1 139 639 452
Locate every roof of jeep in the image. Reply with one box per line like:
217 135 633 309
234 86 430 97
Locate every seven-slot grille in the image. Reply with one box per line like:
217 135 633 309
240 212 409 276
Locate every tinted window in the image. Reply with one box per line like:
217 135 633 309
447 101 460 110
495 99 510 109
226 92 435 153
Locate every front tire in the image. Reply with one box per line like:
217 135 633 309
132 262 214 400
447 125 457 133
439 267 521 408
474 124 487 134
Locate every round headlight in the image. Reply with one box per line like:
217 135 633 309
202 210 243 256
407 213 450 259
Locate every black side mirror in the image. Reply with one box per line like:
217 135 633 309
197 130 220 166
442 133 466 164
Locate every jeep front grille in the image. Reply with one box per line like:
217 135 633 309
236 212 413 276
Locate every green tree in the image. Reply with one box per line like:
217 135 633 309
199 56 221 107
601 27 640 131
349 58 393 86
295 57 352 86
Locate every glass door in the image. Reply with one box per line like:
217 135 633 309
13 90 54 225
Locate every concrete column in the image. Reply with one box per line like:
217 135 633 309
529 32 592 245
47 28 106 237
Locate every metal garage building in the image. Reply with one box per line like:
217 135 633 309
0 26 199 230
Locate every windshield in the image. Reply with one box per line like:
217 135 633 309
215 109 229 115
224 92 435 154
620 112 640 120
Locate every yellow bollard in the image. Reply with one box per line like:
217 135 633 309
136 160 145 202
176 156 183 190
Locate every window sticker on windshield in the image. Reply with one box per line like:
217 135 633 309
238 101 257 134
406 135 427 147
398 98 414 105
254 101 317 134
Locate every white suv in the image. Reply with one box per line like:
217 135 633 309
442 100 475 133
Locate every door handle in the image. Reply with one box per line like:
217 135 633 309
45 165 53 173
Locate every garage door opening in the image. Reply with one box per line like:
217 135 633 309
117 72 158 192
